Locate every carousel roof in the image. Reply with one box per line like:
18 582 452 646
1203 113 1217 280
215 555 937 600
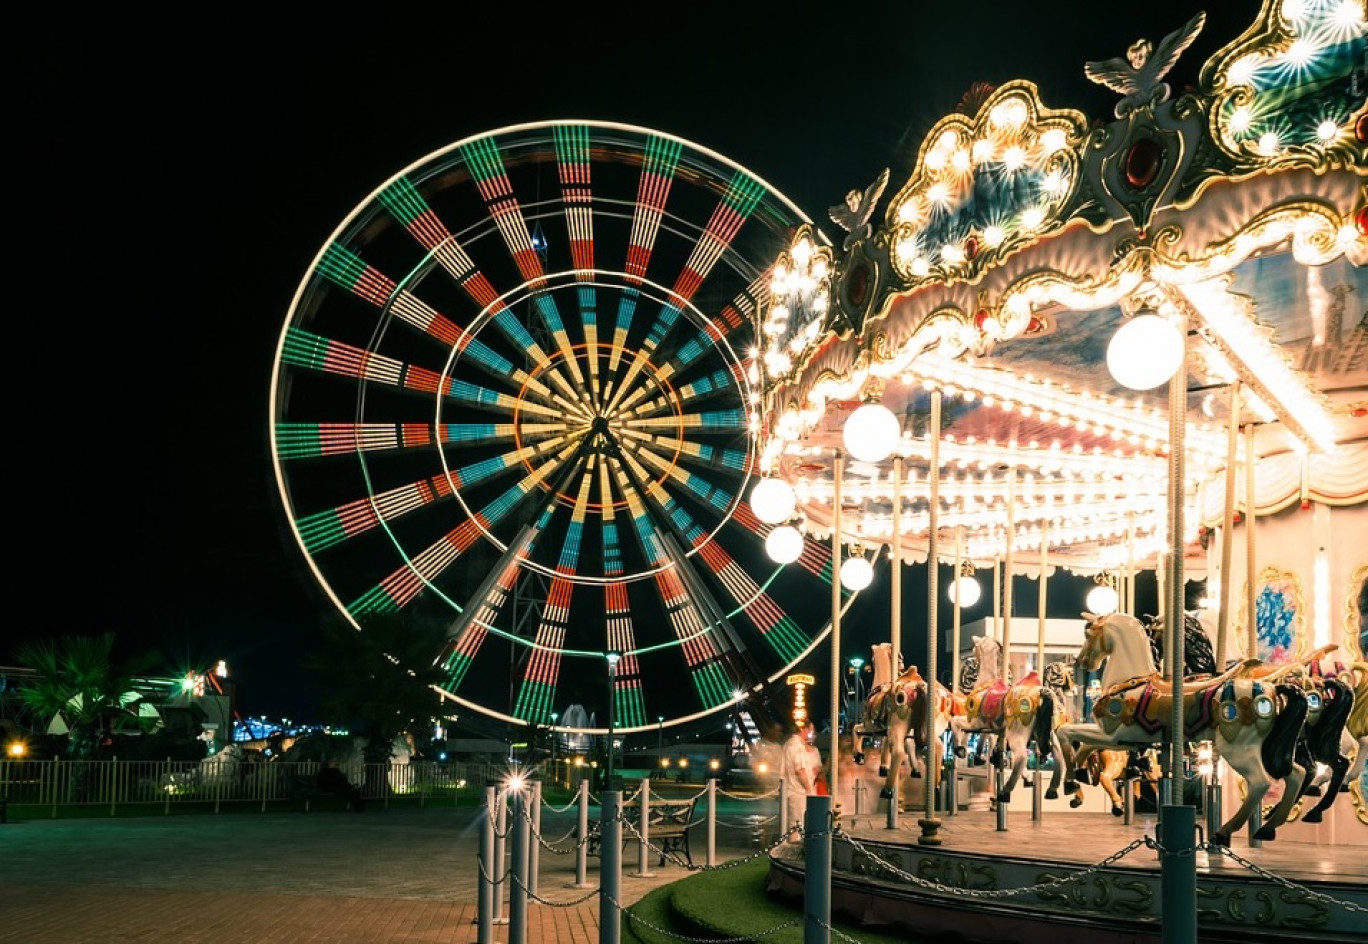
756 0 1367 578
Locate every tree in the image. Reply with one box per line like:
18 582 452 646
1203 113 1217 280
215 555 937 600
305 611 448 793
13 632 160 759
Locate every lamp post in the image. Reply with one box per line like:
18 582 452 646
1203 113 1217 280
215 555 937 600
606 652 621 788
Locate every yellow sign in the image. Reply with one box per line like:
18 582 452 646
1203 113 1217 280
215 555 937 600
786 673 815 686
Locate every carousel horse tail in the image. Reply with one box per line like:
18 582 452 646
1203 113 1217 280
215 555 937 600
1262 684 1310 781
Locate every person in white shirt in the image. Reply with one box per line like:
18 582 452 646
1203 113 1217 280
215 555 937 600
780 718 819 840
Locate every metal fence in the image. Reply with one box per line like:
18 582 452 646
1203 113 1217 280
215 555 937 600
0 756 501 816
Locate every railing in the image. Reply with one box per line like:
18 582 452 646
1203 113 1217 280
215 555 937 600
0 757 501 816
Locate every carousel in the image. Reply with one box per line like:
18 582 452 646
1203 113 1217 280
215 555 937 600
751 0 1366 941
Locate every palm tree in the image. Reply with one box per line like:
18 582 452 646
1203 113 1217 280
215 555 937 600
13 632 159 759
306 612 448 795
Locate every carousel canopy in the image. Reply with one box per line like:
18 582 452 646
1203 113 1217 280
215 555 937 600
755 0 1367 578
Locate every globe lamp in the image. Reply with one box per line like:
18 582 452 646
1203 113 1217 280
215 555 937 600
750 477 797 525
843 401 900 463
1106 312 1184 391
765 524 805 564
840 554 874 591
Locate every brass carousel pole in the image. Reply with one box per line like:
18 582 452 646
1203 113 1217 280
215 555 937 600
1034 523 1048 821
1211 381 1241 838
830 452 844 810
888 455 903 830
1160 309 1196 944
1243 421 1261 846
919 390 942 845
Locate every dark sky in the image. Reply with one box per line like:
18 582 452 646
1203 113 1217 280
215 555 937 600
10 2 1254 722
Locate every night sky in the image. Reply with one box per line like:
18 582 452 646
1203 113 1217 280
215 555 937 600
10 1 1253 724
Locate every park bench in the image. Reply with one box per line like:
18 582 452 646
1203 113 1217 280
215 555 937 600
586 794 698 866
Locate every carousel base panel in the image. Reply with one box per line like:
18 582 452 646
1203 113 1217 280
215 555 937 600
765 810 1368 944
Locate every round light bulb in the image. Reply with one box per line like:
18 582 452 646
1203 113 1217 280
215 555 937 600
948 575 981 607
750 477 797 524
1107 313 1184 391
765 525 805 564
1085 583 1119 615
840 555 874 591
843 402 901 463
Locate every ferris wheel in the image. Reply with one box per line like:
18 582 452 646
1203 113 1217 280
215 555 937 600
270 120 845 734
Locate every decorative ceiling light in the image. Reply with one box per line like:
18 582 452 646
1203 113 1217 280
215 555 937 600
1085 572 1120 615
947 560 982 606
1107 310 1185 391
840 549 874 592
750 477 797 525
765 524 805 564
843 401 901 463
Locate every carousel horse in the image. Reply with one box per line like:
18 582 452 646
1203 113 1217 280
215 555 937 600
851 643 953 798
1063 613 1217 816
949 635 1069 803
1041 657 1148 815
1234 646 1356 824
1058 611 1309 846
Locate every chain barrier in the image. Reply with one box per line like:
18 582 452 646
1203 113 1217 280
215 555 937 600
482 795 511 840
839 831 1153 899
1206 842 1368 914
508 868 601 908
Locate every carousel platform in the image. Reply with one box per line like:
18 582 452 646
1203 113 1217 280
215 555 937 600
766 803 1368 944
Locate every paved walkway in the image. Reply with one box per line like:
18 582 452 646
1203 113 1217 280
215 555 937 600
0 795 779 944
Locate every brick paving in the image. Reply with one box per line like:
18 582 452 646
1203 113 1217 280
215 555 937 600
0 799 775 944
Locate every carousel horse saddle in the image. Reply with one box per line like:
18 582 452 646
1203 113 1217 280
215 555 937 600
973 679 1011 722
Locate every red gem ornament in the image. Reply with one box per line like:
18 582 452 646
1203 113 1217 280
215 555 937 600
974 308 991 331
1356 205 1368 237
1124 138 1162 189
964 236 979 259
1356 114 1368 143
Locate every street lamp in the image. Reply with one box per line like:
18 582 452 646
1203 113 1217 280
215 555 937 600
605 652 622 788
657 715 665 752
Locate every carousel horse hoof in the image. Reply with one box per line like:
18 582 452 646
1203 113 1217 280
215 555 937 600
1303 810 1323 824
996 790 1012 803
1304 785 1322 797
1340 784 1350 793
853 753 865 765
1111 805 1124 817
878 766 889 778
910 768 922 778
1254 825 1277 842
1069 796 1083 809
1212 832 1231 848
1074 769 1093 786
954 746 967 758
990 751 1005 766
880 787 894 800
1045 788 1058 800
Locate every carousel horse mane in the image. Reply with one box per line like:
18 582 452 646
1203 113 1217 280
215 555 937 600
1141 611 1218 677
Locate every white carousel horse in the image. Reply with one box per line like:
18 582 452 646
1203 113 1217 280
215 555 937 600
851 643 953 799
1058 611 1309 846
949 635 1069 803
